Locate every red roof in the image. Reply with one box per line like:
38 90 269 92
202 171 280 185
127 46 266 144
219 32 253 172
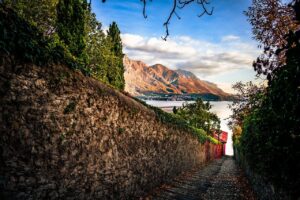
213 131 228 143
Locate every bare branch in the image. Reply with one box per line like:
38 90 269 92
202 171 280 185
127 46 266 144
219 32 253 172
141 0 147 18
162 0 177 40
162 23 169 41
140 0 153 18
203 0 210 4
162 0 214 40
177 0 194 9
103 0 214 40
174 11 181 19
197 0 214 17
198 10 206 17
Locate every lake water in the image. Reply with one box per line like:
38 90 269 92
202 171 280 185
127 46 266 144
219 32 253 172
145 100 234 155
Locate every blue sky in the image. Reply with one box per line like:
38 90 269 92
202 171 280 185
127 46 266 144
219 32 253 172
92 0 262 93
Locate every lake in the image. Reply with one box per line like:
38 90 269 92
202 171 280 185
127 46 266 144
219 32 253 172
145 100 234 155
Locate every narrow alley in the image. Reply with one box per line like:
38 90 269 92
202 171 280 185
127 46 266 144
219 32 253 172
145 157 256 200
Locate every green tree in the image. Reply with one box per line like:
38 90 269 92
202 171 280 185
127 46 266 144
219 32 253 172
3 0 58 35
85 11 109 83
107 21 125 90
107 22 123 57
56 0 88 62
85 14 125 88
176 99 220 134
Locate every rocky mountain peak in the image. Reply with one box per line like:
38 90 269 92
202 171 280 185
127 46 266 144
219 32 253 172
175 69 198 79
123 56 230 98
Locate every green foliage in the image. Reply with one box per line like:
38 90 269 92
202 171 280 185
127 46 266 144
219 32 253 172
85 12 109 83
0 5 85 71
107 22 123 57
85 14 125 90
1 2 126 90
176 99 221 134
134 97 218 144
239 31 300 196
106 22 125 90
207 135 219 145
56 0 88 63
231 125 242 147
191 127 218 144
0 5 48 63
2 0 58 35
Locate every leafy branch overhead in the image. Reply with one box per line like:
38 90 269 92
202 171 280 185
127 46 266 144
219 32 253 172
102 0 214 40
245 0 298 79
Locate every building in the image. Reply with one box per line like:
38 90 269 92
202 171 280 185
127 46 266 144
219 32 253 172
213 131 228 157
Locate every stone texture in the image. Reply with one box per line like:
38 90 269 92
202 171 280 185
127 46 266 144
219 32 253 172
145 157 256 200
0 59 219 199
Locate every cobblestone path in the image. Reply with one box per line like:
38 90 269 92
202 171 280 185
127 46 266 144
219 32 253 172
144 157 256 200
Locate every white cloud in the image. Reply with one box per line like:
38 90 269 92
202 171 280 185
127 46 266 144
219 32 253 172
121 33 261 78
122 34 197 59
221 35 240 42
121 34 144 47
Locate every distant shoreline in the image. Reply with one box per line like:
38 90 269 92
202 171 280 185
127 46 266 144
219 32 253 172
135 93 236 101
144 100 233 113
141 99 234 103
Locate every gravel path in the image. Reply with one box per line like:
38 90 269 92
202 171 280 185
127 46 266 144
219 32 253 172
144 157 256 200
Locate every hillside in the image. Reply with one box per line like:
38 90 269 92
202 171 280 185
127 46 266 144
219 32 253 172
124 56 231 99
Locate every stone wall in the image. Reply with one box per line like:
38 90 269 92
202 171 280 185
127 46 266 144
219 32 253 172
0 59 218 199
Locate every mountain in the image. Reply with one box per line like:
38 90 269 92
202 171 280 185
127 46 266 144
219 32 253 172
123 56 231 99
